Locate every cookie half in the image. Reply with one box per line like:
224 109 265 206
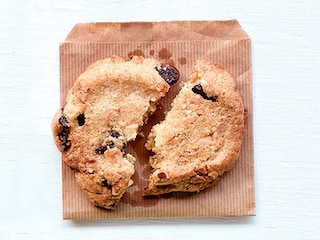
145 60 245 195
52 56 179 209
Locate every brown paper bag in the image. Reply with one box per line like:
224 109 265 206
59 20 255 220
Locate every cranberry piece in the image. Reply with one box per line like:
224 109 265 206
101 179 112 189
192 84 217 102
155 64 179 85
58 115 71 151
77 113 85 126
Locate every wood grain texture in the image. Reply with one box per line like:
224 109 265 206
0 0 319 239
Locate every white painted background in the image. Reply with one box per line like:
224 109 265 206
1 0 319 239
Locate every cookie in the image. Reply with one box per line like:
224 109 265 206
52 55 179 209
144 60 245 195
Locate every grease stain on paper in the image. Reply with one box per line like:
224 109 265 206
127 48 187 66
178 57 187 65
128 49 145 58
158 48 174 66
158 48 172 59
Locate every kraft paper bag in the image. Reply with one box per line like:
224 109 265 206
59 20 255 220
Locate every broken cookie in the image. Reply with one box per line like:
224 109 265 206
52 55 179 209
145 60 245 195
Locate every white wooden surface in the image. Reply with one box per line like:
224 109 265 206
1 0 319 239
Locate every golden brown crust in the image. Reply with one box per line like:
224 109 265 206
144 60 245 195
52 56 171 209
74 149 135 209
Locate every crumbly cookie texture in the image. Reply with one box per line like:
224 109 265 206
52 56 178 209
145 60 245 195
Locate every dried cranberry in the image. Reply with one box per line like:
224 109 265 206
155 64 179 85
59 116 69 128
58 115 71 151
77 113 85 126
58 135 71 151
158 172 167 179
207 95 217 102
95 145 107 154
192 84 217 102
101 179 112 189
120 142 126 153
58 131 68 142
108 130 120 138
95 141 114 154
192 84 205 96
